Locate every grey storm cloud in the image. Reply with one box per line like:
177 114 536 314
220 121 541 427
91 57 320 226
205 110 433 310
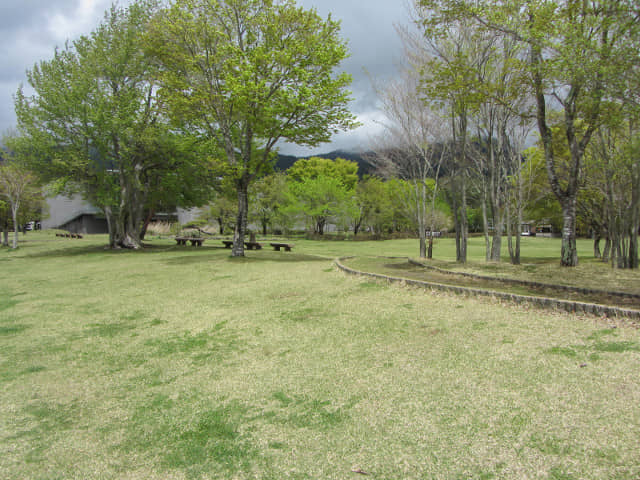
0 0 408 153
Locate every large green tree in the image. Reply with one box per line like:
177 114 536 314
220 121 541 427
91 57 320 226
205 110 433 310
14 1 211 249
150 0 356 256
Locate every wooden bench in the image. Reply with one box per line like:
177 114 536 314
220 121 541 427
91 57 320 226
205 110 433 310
56 232 83 239
222 240 263 250
270 242 294 252
244 241 262 250
176 237 205 246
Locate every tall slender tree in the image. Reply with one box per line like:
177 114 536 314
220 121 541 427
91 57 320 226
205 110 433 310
419 0 640 266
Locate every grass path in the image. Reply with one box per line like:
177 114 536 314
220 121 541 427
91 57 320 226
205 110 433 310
1 232 639 479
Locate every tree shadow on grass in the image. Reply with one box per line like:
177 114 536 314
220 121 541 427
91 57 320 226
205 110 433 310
162 251 329 266
225 252 330 263
16 242 225 260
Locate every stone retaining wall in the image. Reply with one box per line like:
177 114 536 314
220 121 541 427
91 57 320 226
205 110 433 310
336 257 640 322
408 259 640 301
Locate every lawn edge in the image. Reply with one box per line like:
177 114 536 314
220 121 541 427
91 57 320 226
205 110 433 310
336 257 640 322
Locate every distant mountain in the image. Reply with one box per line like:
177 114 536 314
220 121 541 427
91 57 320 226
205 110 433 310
275 149 376 177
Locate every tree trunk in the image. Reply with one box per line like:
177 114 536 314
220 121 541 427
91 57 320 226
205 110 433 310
232 177 249 257
514 198 522 265
506 202 515 264
419 229 427 259
629 158 639 268
481 192 490 261
459 174 468 264
593 232 601 259
2 228 8 247
490 221 503 262
560 197 578 267
11 204 19 249
140 209 155 240
418 181 427 259
602 236 611 262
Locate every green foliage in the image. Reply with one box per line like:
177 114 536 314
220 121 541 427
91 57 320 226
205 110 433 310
521 147 562 231
286 157 359 190
0 147 44 249
284 157 360 234
14 1 213 249
199 178 238 235
286 174 354 235
249 173 290 234
149 0 357 255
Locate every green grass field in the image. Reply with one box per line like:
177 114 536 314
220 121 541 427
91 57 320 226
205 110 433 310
1 232 639 479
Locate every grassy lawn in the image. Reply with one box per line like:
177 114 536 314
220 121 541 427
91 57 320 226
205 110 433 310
1 232 639 479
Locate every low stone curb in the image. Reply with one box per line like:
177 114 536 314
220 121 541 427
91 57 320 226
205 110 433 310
335 257 640 321
408 258 640 302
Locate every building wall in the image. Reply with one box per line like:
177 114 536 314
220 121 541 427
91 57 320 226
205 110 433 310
42 194 102 230
60 214 109 235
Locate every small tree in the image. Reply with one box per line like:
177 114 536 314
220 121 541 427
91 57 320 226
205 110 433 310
250 173 289 235
0 160 40 249
286 175 354 235
372 60 449 258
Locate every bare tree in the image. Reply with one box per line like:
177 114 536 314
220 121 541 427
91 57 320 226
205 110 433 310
372 67 449 259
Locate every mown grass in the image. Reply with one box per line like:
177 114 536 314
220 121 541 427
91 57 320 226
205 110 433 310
0 231 639 479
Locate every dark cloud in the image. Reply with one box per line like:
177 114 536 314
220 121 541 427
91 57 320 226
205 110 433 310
1 0 407 153
0 0 116 135
284 0 408 154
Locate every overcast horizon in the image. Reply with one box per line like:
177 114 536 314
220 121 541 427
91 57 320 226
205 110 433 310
0 0 410 156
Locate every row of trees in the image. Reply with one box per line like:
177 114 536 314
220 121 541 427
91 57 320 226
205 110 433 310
13 0 355 255
200 156 450 238
365 0 640 268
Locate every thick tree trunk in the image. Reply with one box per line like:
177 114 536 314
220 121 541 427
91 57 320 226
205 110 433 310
419 229 427 259
140 209 155 240
560 198 578 267
490 221 503 262
232 177 249 257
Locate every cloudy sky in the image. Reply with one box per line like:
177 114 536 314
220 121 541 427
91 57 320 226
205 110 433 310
0 0 409 155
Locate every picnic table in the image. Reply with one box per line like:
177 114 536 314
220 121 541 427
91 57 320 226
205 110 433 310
222 240 262 250
270 242 294 252
175 236 205 246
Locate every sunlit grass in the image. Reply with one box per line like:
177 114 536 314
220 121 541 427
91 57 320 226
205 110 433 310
1 231 639 479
